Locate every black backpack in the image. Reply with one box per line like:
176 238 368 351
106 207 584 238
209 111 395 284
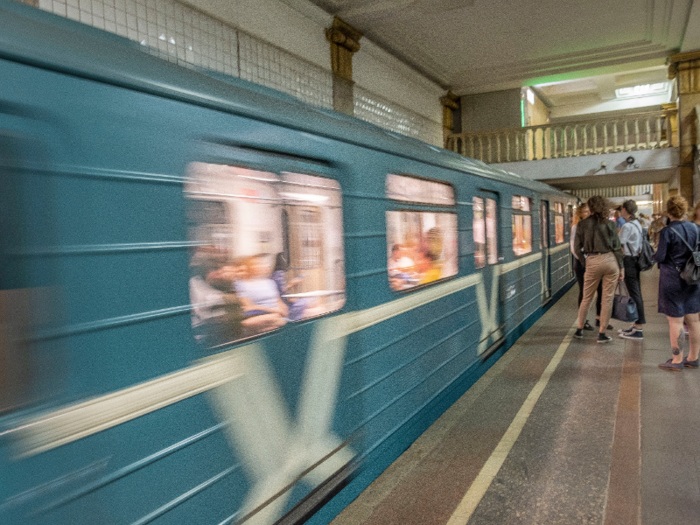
630 221 655 271
668 223 700 285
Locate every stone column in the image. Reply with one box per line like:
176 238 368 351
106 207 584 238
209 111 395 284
440 91 459 148
661 102 679 147
668 51 700 204
325 17 362 116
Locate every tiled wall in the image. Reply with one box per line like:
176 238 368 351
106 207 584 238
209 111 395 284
354 86 443 146
28 0 440 145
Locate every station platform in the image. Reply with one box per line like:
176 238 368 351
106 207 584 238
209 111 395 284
330 268 700 525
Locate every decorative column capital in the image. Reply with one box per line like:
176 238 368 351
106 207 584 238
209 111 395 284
441 91 460 147
440 91 459 110
668 50 700 94
326 17 363 82
325 17 363 54
325 17 363 116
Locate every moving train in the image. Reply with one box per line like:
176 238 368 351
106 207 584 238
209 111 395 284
0 1 577 523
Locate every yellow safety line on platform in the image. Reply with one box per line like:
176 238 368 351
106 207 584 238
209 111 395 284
446 321 578 525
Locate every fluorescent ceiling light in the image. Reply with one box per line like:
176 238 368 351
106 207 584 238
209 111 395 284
615 83 668 99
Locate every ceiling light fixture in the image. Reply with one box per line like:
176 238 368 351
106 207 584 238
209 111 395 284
615 83 668 99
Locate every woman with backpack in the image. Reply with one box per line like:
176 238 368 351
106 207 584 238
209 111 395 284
654 195 700 371
617 200 646 339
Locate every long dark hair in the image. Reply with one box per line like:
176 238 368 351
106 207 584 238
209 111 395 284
587 195 609 224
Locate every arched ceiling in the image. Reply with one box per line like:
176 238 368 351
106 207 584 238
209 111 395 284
305 0 699 97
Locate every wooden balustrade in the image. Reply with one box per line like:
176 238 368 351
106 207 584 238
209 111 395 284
445 109 677 163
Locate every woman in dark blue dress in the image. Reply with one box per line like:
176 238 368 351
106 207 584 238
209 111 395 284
654 195 700 371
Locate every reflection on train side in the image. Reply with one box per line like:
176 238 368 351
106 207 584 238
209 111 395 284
185 163 345 347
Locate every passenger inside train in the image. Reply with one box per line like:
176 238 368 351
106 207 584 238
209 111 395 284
185 162 346 347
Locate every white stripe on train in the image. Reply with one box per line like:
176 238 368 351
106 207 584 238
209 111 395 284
5 250 556 524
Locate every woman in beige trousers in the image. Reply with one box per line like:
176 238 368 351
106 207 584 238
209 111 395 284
573 196 624 343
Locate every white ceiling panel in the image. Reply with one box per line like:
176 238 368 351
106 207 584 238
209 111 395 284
306 0 695 96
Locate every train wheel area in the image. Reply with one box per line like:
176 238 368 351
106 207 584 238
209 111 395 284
328 267 700 525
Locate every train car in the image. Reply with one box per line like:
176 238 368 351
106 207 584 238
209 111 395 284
0 2 578 524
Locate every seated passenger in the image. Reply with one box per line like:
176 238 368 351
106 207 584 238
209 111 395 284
272 253 310 321
388 244 416 290
189 251 244 346
417 228 444 284
235 254 288 334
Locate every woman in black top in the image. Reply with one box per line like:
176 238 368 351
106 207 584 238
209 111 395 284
573 196 624 343
654 195 700 371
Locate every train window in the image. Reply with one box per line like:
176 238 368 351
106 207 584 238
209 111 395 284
386 173 455 205
512 195 533 256
185 163 345 348
554 202 564 244
486 198 498 264
386 175 458 290
540 201 549 250
473 197 486 269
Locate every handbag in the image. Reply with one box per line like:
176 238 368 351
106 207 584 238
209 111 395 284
668 224 700 285
612 282 638 322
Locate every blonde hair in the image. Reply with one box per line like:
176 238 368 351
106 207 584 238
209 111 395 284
667 195 688 220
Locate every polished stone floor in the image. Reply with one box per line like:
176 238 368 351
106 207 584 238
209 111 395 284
330 268 700 525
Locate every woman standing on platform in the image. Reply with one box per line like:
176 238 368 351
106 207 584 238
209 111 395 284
617 200 646 339
654 196 700 371
573 196 624 343
570 203 603 331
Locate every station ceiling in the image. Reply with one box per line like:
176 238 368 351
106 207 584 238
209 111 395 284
307 0 700 108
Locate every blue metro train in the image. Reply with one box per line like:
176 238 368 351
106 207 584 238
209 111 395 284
0 1 577 524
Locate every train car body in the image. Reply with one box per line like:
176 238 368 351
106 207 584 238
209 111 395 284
0 2 577 524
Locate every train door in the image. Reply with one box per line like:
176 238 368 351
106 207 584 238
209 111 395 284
567 203 575 279
473 191 503 355
284 205 324 295
540 199 552 303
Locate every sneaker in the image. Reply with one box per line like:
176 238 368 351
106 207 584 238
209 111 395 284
597 333 612 343
596 319 614 330
620 329 644 340
683 358 699 368
618 324 635 334
583 320 594 331
659 359 684 372
574 328 583 339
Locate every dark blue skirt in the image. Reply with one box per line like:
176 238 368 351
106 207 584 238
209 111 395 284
658 263 700 317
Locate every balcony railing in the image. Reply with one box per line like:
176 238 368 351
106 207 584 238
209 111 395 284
445 109 677 163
